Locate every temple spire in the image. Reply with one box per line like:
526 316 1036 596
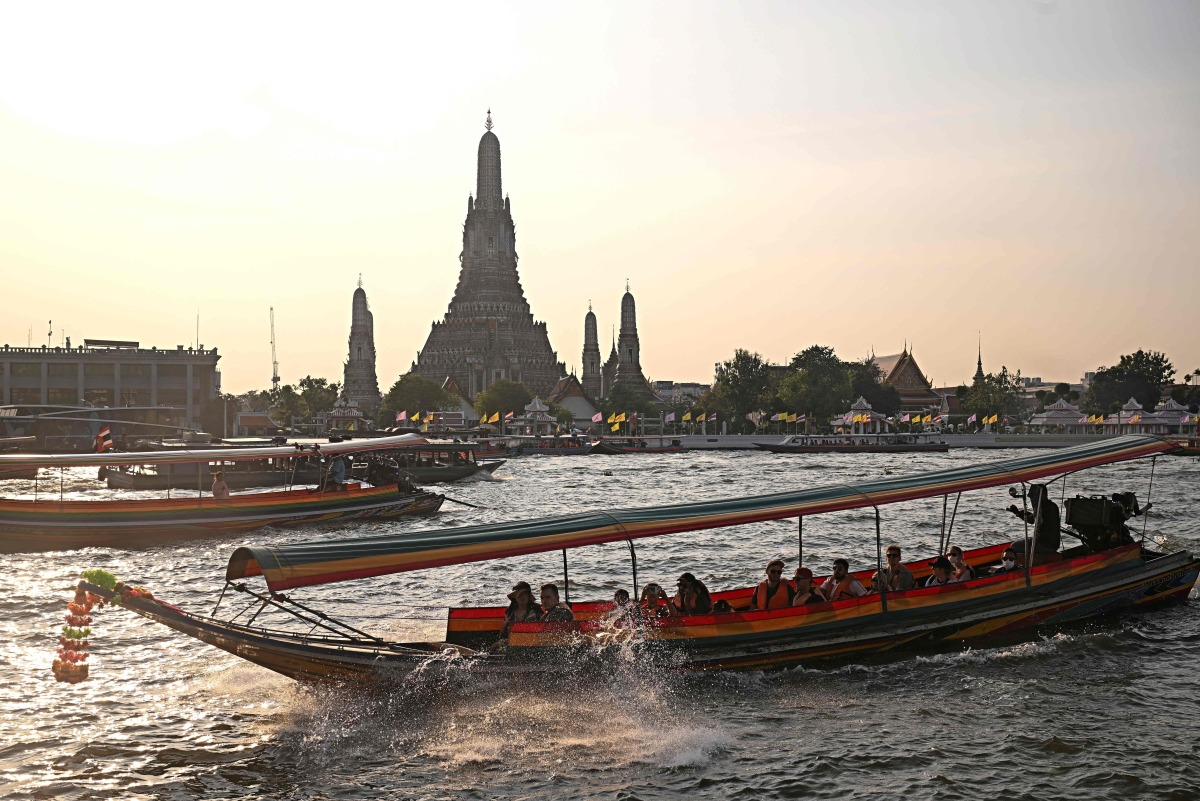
485 108 493 131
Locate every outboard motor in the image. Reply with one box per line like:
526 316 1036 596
1065 493 1139 553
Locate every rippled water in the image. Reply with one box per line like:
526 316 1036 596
2 449 1199 800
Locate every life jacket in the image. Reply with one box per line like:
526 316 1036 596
753 580 793 610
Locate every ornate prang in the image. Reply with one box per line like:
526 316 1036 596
485 109 493 131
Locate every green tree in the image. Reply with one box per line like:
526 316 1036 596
961 367 1026 422
546 401 575 427
378 374 456 425
198 393 239 438
238 389 273 412
271 384 305 424
712 349 772 433
849 359 901 416
297 376 341 418
474 380 533 421
1084 350 1175 413
601 381 660 419
779 345 853 429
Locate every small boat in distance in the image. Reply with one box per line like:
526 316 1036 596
69 436 1190 687
590 435 686 455
757 433 949 454
382 441 505 483
505 434 593 456
0 436 38 481
0 434 444 553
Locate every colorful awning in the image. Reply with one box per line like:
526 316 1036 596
226 435 1178 591
0 433 429 469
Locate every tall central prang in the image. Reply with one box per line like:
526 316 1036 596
412 112 564 398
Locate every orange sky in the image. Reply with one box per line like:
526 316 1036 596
2 2 1197 394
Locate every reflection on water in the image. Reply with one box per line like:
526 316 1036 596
2 450 1198 799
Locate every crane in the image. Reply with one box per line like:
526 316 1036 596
270 307 280 391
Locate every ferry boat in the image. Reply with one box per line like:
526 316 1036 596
757 433 949 454
0 434 444 552
589 435 687 455
383 442 505 483
65 436 1195 686
505 434 593 456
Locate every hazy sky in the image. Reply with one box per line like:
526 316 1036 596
2 1 1197 394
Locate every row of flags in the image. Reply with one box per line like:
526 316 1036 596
394 410 442 423
901 413 941 424
964 413 1001 425
769 413 805 423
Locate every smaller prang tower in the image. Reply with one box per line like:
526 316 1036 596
581 302 602 399
343 277 381 415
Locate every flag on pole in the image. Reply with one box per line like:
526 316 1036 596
615 412 626 423
488 411 500 424
923 414 933 424
708 412 717 422
665 412 675 423
395 411 407 422
504 411 514 422
94 426 113 453
592 412 603 423
683 412 692 422
611 422 619 432
966 413 976 425
770 413 780 422
900 414 910 423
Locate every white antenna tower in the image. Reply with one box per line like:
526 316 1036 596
270 307 280 391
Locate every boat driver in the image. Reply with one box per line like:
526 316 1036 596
538 583 575 622
1007 484 1061 556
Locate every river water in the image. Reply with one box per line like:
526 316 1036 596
2 448 1198 800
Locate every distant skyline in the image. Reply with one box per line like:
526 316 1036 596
2 2 1197 394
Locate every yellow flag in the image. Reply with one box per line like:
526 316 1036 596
615 412 626 423
921 414 931 424
606 413 615 424
611 422 619 432
488 411 500 424
682 412 692 422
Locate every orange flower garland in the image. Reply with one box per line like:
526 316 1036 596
50 569 155 685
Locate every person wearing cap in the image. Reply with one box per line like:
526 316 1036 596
669 572 712 616
924 556 959 587
791 567 826 606
871 544 915 592
210 471 230 500
539 583 575 622
824 558 867 601
750 559 794 611
498 581 540 641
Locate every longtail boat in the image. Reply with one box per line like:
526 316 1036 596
757 433 949 454
505 434 593 456
65 436 1195 686
1 434 445 553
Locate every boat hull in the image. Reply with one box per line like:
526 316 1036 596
401 460 504 483
104 467 322 491
589 443 686 455
0 488 444 552
756 443 950 454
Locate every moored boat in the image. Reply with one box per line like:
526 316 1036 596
62 435 1194 686
590 435 686 455
756 433 949 454
380 442 505 483
505 434 593 456
0 434 444 553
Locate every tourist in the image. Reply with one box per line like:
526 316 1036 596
539 583 575 622
750 559 794 610
498 581 540 641
1007 484 1062 555
211 471 230 500
791 567 826 606
871 544 915 592
924 556 958 587
824 558 867 601
670 572 713 615
606 588 638 623
990 548 1019 575
640 583 670 617
946 546 975 581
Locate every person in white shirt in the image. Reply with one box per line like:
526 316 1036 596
824 558 867 601
924 556 959 588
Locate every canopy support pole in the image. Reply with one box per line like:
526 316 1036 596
627 539 639 599
562 549 570 605
943 493 962 555
59 466 64 502
875 507 886 614
798 516 803 565
1140 455 1157 545
938 495 948 554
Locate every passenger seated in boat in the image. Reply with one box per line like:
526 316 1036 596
539 583 575 622
924 556 958 587
791 567 826 606
824 558 868 600
750 559 794 610
946 546 975 581
1007 484 1061 555
211 471 230 500
989 548 1019 575
605 589 638 623
498 581 540 641
639 583 670 617
871 544 915 592
670 572 712 615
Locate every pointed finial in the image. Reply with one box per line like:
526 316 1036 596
588 299 592 312
626 278 630 292
358 272 363 288
485 109 493 131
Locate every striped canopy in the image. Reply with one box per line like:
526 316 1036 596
0 433 429 469
227 435 1177 591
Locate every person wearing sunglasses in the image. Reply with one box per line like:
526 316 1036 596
871 544 915 592
750 559 794 610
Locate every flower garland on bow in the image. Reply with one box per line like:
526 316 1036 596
51 569 154 684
